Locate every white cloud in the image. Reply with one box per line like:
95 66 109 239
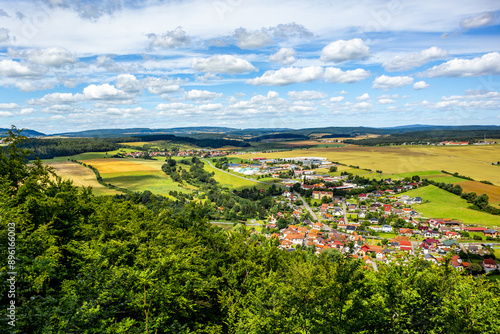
378 99 395 104
288 90 327 100
247 66 323 86
185 89 223 100
289 105 316 112
383 47 448 71
320 38 370 63
83 84 131 100
115 74 143 94
0 60 41 77
145 77 181 94
19 108 35 115
356 93 370 101
372 75 413 89
233 27 273 49
156 102 195 115
330 96 344 102
29 92 84 105
413 81 429 90
15 80 56 92
0 103 20 110
199 103 224 111
0 28 10 43
420 52 500 77
352 102 373 110
269 48 296 65
147 27 190 49
191 55 257 74
460 12 496 29
0 111 13 117
27 47 76 67
323 68 369 83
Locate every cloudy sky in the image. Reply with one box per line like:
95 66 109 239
0 0 499 133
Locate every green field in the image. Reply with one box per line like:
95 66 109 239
403 185 500 227
101 170 193 195
204 163 270 191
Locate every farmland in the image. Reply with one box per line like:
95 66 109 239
231 144 500 185
403 185 500 227
46 161 122 196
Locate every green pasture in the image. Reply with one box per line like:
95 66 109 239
403 185 500 227
101 170 194 195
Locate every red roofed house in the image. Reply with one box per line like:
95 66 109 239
483 258 498 271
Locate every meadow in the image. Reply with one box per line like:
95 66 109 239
403 185 500 227
203 162 270 191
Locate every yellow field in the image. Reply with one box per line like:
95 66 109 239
46 161 122 196
230 144 500 185
83 158 157 173
458 181 500 204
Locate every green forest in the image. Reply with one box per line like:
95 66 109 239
1 129 500 333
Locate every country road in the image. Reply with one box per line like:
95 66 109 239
294 191 320 222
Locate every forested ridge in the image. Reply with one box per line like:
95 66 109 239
1 129 500 333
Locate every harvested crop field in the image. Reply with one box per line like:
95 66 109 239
46 161 122 196
457 181 500 204
83 158 157 173
231 144 500 185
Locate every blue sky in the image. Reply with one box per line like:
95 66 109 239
0 0 499 133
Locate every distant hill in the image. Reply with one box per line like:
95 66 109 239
40 124 500 139
0 128 46 137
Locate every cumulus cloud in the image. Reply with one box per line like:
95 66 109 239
320 38 370 63
0 9 9 17
413 81 429 90
383 47 448 71
226 23 312 49
115 74 143 94
352 102 373 110
147 27 190 49
372 75 413 89
15 80 56 92
156 102 195 115
356 93 370 101
185 89 223 100
0 59 41 77
378 98 395 104
330 96 344 102
27 47 76 67
246 66 323 86
145 77 181 94
83 84 131 101
233 27 273 49
288 90 327 100
0 111 13 117
19 108 35 115
460 12 496 29
420 52 500 77
269 48 296 65
323 68 369 83
0 103 20 110
29 92 84 105
191 55 257 74
199 103 224 111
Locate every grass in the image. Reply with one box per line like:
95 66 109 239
403 185 500 227
46 161 122 196
231 144 500 186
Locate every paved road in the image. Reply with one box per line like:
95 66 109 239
294 191 320 222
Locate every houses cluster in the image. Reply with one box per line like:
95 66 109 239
124 149 228 159
271 221 365 254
